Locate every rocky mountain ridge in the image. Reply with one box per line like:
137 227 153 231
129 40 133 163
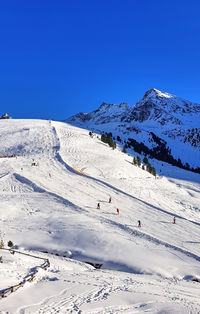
65 88 200 172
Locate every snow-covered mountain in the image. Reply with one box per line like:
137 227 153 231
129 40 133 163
0 119 200 312
65 88 200 171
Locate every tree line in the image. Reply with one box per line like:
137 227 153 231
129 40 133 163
89 130 200 174
90 131 157 177
100 132 116 149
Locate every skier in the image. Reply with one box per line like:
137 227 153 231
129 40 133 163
109 196 112 203
173 217 176 224
97 203 100 209
138 220 141 227
116 208 119 215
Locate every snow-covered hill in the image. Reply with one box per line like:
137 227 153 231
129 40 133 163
0 119 200 313
65 88 200 171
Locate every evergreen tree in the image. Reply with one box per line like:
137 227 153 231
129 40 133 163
117 135 121 142
101 134 106 143
185 162 190 170
143 156 148 164
112 141 116 149
122 145 127 153
147 163 152 174
101 132 116 149
142 164 145 170
152 167 156 177
177 158 182 167
106 134 113 147
133 157 137 165
136 156 141 167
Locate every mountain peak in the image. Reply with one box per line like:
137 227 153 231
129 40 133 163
143 88 172 100
66 88 200 127
65 89 200 170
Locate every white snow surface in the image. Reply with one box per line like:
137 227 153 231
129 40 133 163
0 119 200 313
65 88 200 168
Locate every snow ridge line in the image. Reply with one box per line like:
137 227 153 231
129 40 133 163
51 125 200 264
50 127 200 261
100 216 200 264
50 126 200 226
0 249 50 299
51 125 80 172
13 173 84 213
50 125 82 175
51 131 200 228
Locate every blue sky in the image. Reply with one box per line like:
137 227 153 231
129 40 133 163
0 0 199 120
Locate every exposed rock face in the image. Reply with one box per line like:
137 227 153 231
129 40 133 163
65 89 200 171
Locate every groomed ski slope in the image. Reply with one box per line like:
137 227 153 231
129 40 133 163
0 119 200 313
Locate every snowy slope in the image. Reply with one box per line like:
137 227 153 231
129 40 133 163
0 119 200 313
65 88 200 170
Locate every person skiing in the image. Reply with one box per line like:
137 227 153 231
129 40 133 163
109 196 112 203
138 220 141 227
173 217 176 224
116 208 119 215
97 203 100 209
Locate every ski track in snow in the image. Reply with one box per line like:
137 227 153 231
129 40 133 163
52 124 200 264
0 119 200 313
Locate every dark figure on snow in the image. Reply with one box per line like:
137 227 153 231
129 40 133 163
173 217 176 224
97 203 100 209
116 208 119 215
109 196 112 203
138 220 141 227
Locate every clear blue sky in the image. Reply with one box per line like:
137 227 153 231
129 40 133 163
0 0 199 120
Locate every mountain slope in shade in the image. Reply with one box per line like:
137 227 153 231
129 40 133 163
65 88 200 170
